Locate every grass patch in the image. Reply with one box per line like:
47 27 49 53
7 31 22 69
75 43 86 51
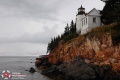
84 22 120 45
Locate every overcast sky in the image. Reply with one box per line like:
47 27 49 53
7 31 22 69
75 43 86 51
0 0 105 56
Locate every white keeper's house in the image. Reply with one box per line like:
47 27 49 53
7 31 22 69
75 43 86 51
76 5 102 34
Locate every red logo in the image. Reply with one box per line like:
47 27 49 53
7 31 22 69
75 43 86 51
1 70 11 79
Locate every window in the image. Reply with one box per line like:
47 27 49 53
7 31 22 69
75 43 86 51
93 17 96 23
86 18 87 24
84 19 85 25
82 21 83 26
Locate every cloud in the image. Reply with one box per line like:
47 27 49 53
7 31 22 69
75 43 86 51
0 24 59 44
0 0 66 21
0 0 105 56
0 43 47 56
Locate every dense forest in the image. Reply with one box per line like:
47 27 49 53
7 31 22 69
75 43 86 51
101 0 120 24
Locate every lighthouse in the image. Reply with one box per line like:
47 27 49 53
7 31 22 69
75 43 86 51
76 5 85 33
76 5 101 35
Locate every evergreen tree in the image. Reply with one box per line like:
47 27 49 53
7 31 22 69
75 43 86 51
46 35 62 53
70 20 76 34
114 3 120 21
64 24 70 36
101 0 120 24
46 20 77 53
46 43 50 54
70 20 74 34
74 23 76 32
50 38 54 50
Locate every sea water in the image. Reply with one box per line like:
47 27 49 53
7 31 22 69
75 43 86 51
0 56 50 80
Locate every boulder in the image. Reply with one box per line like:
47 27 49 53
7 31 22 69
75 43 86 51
57 57 96 80
35 60 42 68
29 67 36 73
42 65 57 75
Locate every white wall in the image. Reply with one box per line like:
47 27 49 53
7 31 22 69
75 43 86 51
81 16 89 34
81 9 101 34
76 14 85 33
88 9 101 28
88 16 101 28
81 16 101 35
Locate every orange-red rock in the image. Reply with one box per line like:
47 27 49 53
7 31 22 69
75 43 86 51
48 33 120 72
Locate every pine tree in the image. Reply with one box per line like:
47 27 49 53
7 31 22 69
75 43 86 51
64 24 70 36
114 3 120 21
70 20 76 34
46 20 77 53
70 20 74 34
46 43 50 54
101 0 120 24
74 23 76 33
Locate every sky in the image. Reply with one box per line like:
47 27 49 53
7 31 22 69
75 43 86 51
0 0 105 56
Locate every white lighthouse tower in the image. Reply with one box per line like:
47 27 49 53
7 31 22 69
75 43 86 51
76 5 85 33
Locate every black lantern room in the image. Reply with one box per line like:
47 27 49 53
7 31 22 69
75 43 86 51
77 5 85 15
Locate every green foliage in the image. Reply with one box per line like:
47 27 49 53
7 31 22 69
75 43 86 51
114 4 120 22
70 20 76 34
101 0 120 24
64 24 70 36
111 23 120 45
63 33 78 43
47 35 61 54
46 20 77 53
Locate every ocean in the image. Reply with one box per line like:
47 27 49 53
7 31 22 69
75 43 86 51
0 56 50 80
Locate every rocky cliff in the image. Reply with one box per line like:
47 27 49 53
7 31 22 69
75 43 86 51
48 22 120 73
35 23 120 80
